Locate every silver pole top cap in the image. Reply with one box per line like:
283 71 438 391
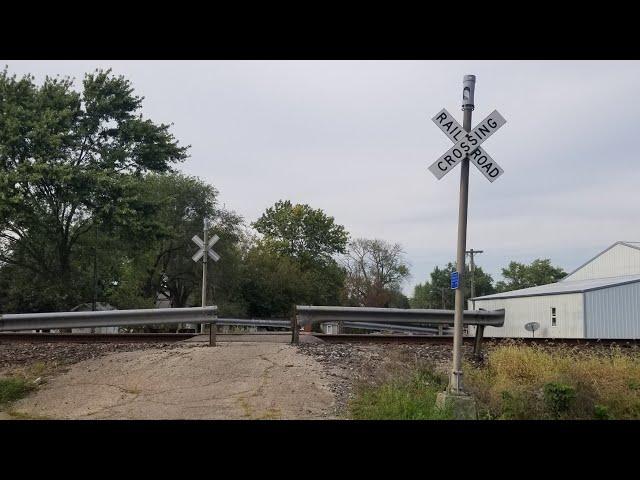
462 74 476 109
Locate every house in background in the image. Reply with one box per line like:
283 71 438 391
155 292 171 309
470 242 640 339
69 302 119 334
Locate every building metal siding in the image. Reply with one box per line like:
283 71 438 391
564 244 640 282
470 294 584 338
584 283 640 339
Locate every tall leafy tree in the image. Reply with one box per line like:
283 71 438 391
495 259 566 292
0 68 188 311
252 200 348 267
103 173 244 311
239 244 313 318
342 238 410 307
245 200 349 315
410 262 494 309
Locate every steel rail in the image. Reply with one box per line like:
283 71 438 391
216 318 290 328
340 321 452 334
0 332 199 343
311 334 640 346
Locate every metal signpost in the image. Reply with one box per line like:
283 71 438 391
192 219 221 346
429 75 506 401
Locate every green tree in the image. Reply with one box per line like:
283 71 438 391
410 262 494 309
495 259 566 293
102 173 244 312
238 244 313 318
0 68 187 312
243 200 349 316
342 238 410 307
252 200 348 267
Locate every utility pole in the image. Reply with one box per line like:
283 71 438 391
92 222 98 312
466 248 483 309
440 287 446 336
448 75 475 395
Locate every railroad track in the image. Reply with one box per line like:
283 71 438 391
2 331 640 347
310 333 640 346
0 331 290 344
0 332 199 343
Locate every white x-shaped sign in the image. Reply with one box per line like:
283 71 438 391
429 108 506 182
192 234 220 262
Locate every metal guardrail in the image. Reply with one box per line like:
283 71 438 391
217 318 290 328
340 321 453 335
295 306 505 327
0 307 217 332
292 306 505 354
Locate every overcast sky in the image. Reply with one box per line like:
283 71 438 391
4 60 640 294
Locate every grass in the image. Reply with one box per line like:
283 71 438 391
464 343 640 420
256 408 282 420
0 377 35 407
348 343 640 420
0 361 55 414
349 364 454 420
4 409 51 420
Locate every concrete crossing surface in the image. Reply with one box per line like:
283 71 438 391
7 341 337 420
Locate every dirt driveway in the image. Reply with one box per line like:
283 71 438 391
6 342 337 420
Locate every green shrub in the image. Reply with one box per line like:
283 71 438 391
349 365 452 420
594 404 613 420
464 343 640 419
543 382 575 418
0 377 34 405
499 390 531 420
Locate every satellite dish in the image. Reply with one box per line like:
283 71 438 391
525 322 540 338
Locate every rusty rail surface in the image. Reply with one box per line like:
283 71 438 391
0 332 199 343
310 334 640 346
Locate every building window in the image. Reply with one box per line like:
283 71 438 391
551 307 557 326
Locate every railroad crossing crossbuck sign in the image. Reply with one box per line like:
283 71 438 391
429 108 506 182
192 234 220 263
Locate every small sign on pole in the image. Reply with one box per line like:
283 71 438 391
450 271 459 290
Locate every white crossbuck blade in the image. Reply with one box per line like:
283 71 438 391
429 108 505 182
192 234 221 262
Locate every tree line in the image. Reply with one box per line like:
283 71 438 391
0 68 566 317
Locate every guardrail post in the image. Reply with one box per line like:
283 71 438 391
209 318 217 347
291 308 299 345
473 324 485 358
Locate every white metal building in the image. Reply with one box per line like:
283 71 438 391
469 242 640 339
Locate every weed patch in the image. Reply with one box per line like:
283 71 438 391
0 377 35 407
464 343 640 419
349 364 453 420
